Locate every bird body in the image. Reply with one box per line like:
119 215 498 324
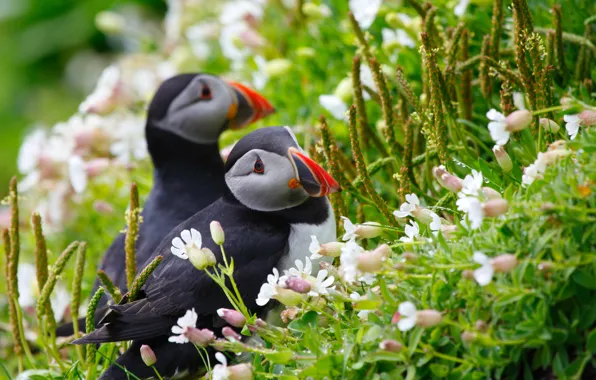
75 127 340 379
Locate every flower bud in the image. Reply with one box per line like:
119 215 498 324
264 59 292 77
95 11 125 34
285 276 312 294
222 326 243 341
548 140 566 151
86 158 110 177
93 200 114 214
187 327 215 346
441 224 458 239
255 318 267 328
319 242 344 258
189 248 216 270
217 308 246 328
296 47 316 58
475 320 488 332
228 363 253 380
492 145 512 172
462 269 475 280
481 187 502 201
538 261 554 272
461 331 477 343
402 252 417 262
539 118 560 133
416 310 442 327
482 199 509 217
334 78 353 103
542 149 571 165
433 166 463 192
210 221 225 245
505 110 532 132
355 222 383 239
302 3 331 19
379 339 403 352
491 254 517 273
140 344 156 366
394 263 407 271
274 288 304 306
411 207 434 224
579 110 596 126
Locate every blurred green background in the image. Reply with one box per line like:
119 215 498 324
0 0 166 197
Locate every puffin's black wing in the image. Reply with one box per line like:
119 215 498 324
74 198 290 344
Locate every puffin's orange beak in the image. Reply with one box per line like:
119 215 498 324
226 81 275 129
288 147 341 197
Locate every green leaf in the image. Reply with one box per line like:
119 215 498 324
353 299 382 310
363 351 402 363
362 325 383 344
287 310 318 333
407 327 424 358
430 363 449 377
572 269 596 290
587 329 596 353
405 365 416 380
264 350 294 364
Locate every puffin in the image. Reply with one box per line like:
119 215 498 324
73 126 340 379
56 73 274 336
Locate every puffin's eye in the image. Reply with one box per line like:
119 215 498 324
199 85 212 100
253 159 264 174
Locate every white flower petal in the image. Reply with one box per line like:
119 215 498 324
398 316 417 332
473 252 489 265
474 264 494 286
349 0 382 29
181 229 192 245
190 228 202 246
319 95 347 120
171 247 188 259
398 301 417 317
172 237 185 250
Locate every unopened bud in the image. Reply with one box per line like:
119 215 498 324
355 222 383 239
411 207 434 224
394 262 407 271
560 97 583 113
95 11 125 34
491 254 517 273
579 110 596 126
475 320 488 332
461 331 477 343
189 248 216 270
264 59 292 77
539 118 560 133
222 326 243 341
462 269 475 280
542 149 571 165
285 277 312 294
481 187 502 201
217 308 246 328
319 242 344 257
416 310 442 327
140 344 156 366
538 261 554 272
492 145 512 172
86 158 110 177
402 252 417 262
255 318 267 328
302 3 331 19
441 224 458 239
275 288 304 306
228 363 253 380
379 339 403 352
548 140 566 151
187 327 214 346
482 199 509 217
334 78 353 103
210 221 225 245
357 252 382 273
505 110 532 132
433 166 463 192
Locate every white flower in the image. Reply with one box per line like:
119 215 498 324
453 0 470 17
219 23 251 64
109 115 147 164
472 252 494 286
359 64 377 99
256 268 283 306
319 95 347 120
170 228 202 259
522 153 548 186
456 196 484 230
309 235 323 259
186 23 217 59
309 269 335 296
393 193 420 218
212 352 230 380
18 128 46 174
487 109 510 146
219 0 263 25
429 212 442 235
168 308 198 344
79 65 121 114
382 28 415 48
513 92 526 110
68 156 87 194
349 0 382 29
397 301 417 332
564 114 581 140
399 221 420 243
460 170 483 197
17 263 70 321
252 55 268 90
287 257 313 278
341 216 357 241
339 237 363 283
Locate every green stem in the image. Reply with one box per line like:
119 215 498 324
151 366 164 380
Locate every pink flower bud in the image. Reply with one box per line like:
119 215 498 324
93 200 114 214
411 207 434 224
461 331 477 343
433 166 463 192
186 327 215 346
538 261 554 272
491 254 517 273
481 187 502 201
579 110 596 126
217 308 246 328
482 199 509 217
210 221 225 245
475 320 488 332
285 276 312 294
379 339 403 352
539 118 560 133
492 145 512 172
222 326 243 341
415 310 442 327
402 252 417 262
140 344 157 366
85 158 110 177
505 110 532 132
319 242 344 257
357 252 383 273
228 363 253 380
542 149 571 165
462 270 475 280
255 318 267 328
441 224 458 239
355 222 383 239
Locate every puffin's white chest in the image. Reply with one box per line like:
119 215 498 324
277 199 336 273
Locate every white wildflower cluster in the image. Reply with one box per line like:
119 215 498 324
522 140 572 186
393 193 442 237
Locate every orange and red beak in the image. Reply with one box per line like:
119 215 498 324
288 147 341 197
226 81 275 129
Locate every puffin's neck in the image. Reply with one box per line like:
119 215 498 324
146 126 224 194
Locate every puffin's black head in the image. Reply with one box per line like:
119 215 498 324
147 73 275 145
224 126 341 211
